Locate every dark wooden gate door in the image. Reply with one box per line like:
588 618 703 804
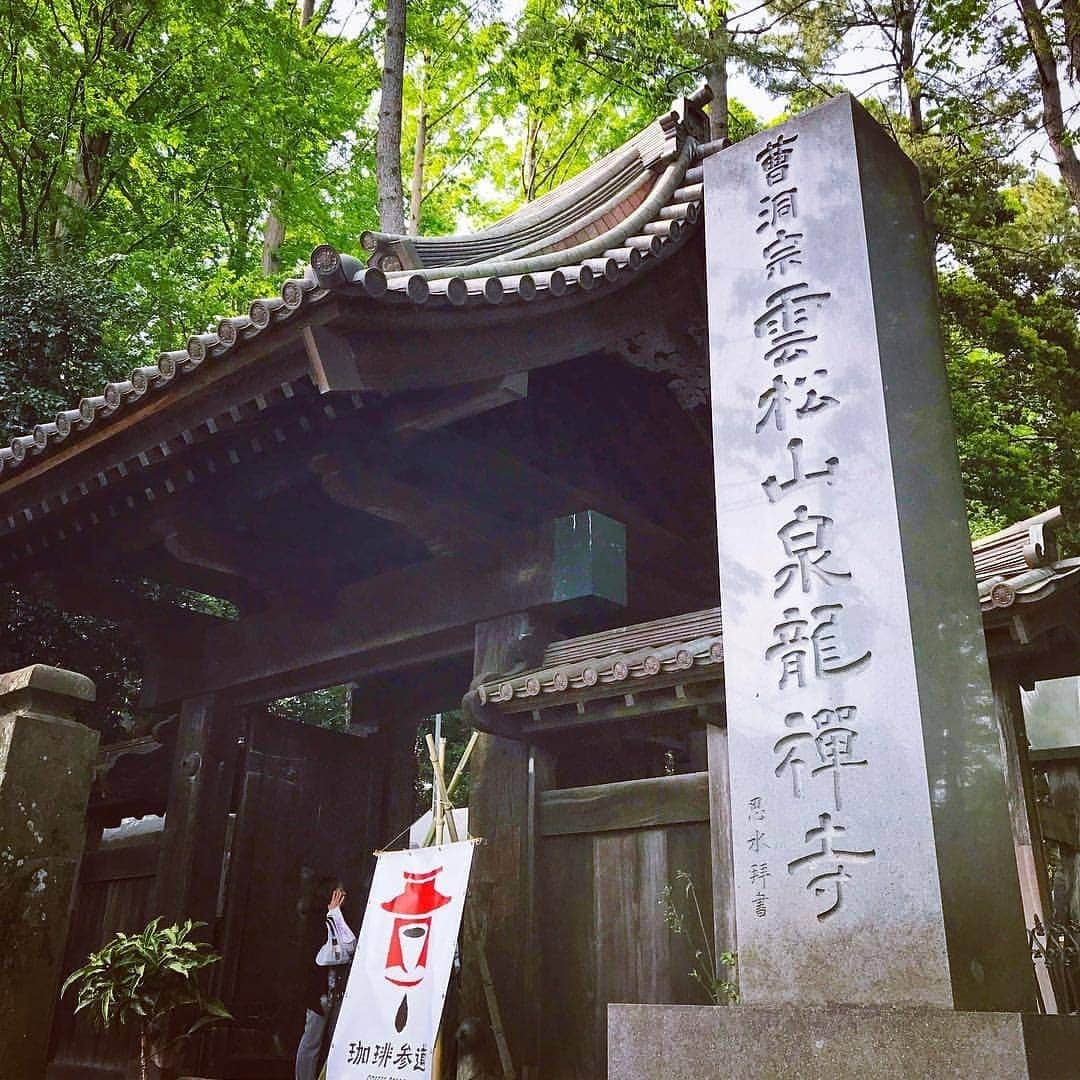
205 712 410 1078
537 773 716 1080
48 838 161 1079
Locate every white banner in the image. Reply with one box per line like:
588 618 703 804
326 840 475 1080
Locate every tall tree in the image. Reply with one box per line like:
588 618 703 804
401 1 510 234
377 0 408 232
261 0 319 275
1014 0 1080 209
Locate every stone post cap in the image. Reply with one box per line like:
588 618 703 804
0 664 96 704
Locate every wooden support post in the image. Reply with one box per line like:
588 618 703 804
992 667 1059 1012
462 613 554 1078
154 694 241 929
704 706 737 989
522 744 554 1080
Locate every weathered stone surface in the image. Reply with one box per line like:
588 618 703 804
0 666 98 1080
0 663 96 703
609 1005 1080 1079
703 93 1033 1010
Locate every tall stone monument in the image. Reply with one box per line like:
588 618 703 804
705 92 1033 1011
610 94 1080 1078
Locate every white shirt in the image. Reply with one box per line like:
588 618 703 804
316 906 357 967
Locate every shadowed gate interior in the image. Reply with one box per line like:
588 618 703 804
39 341 731 1078
50 708 419 1078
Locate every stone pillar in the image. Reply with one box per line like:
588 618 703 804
703 94 1034 1012
0 664 97 1079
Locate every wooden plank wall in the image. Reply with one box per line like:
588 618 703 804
48 839 161 1079
537 774 715 1080
1036 757 1080 923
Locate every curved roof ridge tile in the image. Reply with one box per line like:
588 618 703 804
360 102 698 271
383 141 692 286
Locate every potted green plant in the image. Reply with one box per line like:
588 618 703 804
61 917 231 1080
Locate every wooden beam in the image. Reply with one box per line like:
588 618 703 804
991 671 1059 1011
19 571 223 640
539 772 709 836
462 613 555 1078
158 521 257 579
519 679 726 736
1 374 532 587
348 655 475 728
705 708 737 995
81 841 160 884
143 513 627 708
303 325 363 393
0 307 340 514
331 246 704 391
311 453 510 557
410 429 718 608
385 373 528 433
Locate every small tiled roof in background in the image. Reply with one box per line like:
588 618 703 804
474 507 1078 712
0 88 715 483
974 506 1080 613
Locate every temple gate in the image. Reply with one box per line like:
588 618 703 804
0 86 1076 1079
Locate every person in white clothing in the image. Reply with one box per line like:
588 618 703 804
295 883 356 1080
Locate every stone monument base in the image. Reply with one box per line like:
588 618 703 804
608 1004 1080 1079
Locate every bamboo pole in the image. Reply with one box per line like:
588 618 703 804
424 734 459 844
423 732 479 847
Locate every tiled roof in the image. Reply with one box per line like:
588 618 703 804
0 91 713 484
474 509 1078 713
476 607 725 710
974 506 1080 613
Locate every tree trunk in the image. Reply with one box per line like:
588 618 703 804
898 2 924 135
377 0 408 233
407 105 428 235
64 131 111 213
53 10 147 245
1063 0 1080 81
407 58 427 235
522 113 540 201
1018 0 1080 210
261 0 316 275
706 19 729 143
261 209 286 276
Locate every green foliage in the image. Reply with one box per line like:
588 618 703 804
0 0 378 352
268 684 351 729
0 250 138 438
61 918 230 1041
661 870 738 1005
938 174 1080 538
0 586 141 740
415 710 474 814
